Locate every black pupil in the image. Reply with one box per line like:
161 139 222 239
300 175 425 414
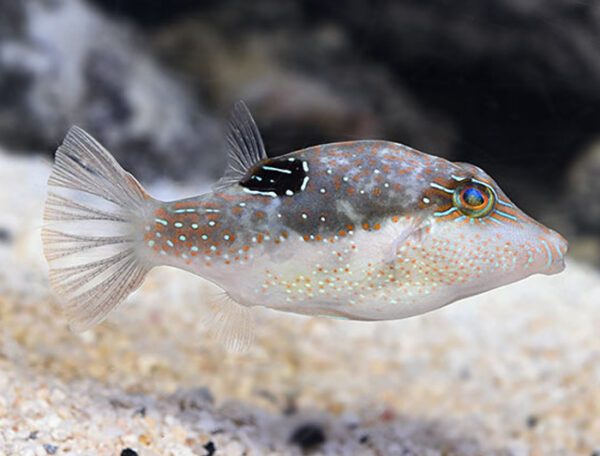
463 187 485 207
240 158 307 196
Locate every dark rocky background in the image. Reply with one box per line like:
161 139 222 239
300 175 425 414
1 0 598 264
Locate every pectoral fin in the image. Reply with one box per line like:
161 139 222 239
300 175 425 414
383 217 428 264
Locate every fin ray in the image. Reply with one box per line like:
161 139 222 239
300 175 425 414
213 101 267 191
385 218 427 264
43 126 155 331
200 290 255 353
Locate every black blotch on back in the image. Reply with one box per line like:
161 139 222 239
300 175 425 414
240 157 307 196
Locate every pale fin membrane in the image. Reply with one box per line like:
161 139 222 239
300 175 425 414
385 217 427 264
213 101 267 191
200 290 255 353
42 126 155 332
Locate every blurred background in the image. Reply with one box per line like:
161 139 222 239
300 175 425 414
1 0 599 266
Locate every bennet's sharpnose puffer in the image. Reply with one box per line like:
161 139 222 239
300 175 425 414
42 102 568 350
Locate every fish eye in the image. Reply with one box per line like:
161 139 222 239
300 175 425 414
453 180 495 218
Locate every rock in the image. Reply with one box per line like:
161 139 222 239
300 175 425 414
202 441 216 456
568 236 600 268
0 0 223 181
0 227 12 244
567 139 600 234
289 422 326 451
153 14 456 159
174 387 215 412
565 138 600 266
120 449 138 456
42 444 58 455
318 0 600 98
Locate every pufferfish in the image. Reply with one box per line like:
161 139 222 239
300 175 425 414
42 102 567 350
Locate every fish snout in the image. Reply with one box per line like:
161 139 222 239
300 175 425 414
538 230 568 275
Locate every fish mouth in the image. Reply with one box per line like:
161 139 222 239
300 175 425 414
538 232 568 275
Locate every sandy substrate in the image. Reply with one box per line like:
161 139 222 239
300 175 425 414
1 150 599 456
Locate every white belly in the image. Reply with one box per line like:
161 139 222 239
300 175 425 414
215 219 458 321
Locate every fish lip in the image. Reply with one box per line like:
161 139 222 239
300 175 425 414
540 232 568 275
556 233 569 256
543 256 566 275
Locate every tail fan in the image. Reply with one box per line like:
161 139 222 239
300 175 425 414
42 126 155 331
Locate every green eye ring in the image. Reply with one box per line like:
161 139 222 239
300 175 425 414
453 180 496 218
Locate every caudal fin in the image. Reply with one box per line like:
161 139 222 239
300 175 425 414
42 127 155 331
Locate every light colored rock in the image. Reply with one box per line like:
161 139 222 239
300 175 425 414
0 0 222 180
568 139 600 233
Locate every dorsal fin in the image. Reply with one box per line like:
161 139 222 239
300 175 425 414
213 101 267 191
